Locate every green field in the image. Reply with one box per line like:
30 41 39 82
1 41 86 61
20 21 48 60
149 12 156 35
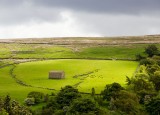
0 43 157 59
0 66 53 103
13 59 138 94
1 37 159 104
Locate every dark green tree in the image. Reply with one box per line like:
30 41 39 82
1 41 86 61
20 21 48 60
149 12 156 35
0 98 4 111
69 98 99 114
109 90 140 115
140 59 155 66
24 98 35 106
150 71 160 91
27 91 44 104
10 100 32 115
132 78 153 91
3 95 11 113
41 97 59 115
101 82 124 101
1 95 32 115
91 87 95 97
135 54 146 61
56 85 80 108
137 90 156 104
126 76 132 85
145 45 159 57
146 98 160 115
146 64 160 75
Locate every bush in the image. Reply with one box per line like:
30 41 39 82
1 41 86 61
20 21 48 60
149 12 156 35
150 71 160 91
146 64 160 74
46 98 59 111
41 107 54 115
54 109 65 115
101 83 124 101
146 98 160 115
145 45 159 57
132 78 154 91
140 59 155 66
137 90 157 104
24 98 35 106
68 98 99 115
0 109 8 115
41 98 59 115
109 90 140 115
27 91 44 104
0 95 32 115
55 85 81 108
135 73 149 80
113 98 138 114
135 54 146 61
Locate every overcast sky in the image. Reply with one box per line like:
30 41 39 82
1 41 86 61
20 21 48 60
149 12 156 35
0 0 160 39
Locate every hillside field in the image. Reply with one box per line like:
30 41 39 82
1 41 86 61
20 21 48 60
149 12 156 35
0 59 138 103
14 59 138 93
0 36 160 103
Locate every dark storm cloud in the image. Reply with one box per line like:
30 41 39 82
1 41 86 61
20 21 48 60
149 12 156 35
35 0 160 14
0 0 62 25
0 0 160 38
0 0 160 25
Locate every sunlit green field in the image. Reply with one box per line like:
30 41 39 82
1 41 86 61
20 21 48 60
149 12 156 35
0 37 159 110
13 59 138 94
0 66 53 103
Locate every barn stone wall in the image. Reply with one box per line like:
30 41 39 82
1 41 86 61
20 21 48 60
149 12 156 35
49 71 65 79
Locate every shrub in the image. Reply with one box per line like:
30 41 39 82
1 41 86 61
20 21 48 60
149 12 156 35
150 71 160 91
24 98 35 106
55 85 81 108
46 98 59 111
109 90 139 115
138 65 146 73
132 78 154 91
137 90 157 104
135 54 146 61
135 73 149 80
54 109 65 115
0 95 32 115
140 59 155 66
41 107 54 115
68 98 99 114
0 98 4 111
145 45 159 57
146 98 160 115
41 98 59 115
10 100 32 115
146 64 160 75
0 109 8 115
27 91 44 104
113 98 138 114
101 83 124 101
91 88 95 97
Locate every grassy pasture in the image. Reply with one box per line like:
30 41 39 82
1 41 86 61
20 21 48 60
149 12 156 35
0 66 53 103
1 43 160 59
1 37 160 104
14 59 138 94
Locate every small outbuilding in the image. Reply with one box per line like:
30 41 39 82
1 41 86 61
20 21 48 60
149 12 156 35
49 71 65 79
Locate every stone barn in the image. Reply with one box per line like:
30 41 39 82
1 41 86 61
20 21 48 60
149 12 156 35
49 71 65 79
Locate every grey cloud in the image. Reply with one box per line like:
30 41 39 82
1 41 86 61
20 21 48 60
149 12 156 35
0 0 160 25
0 0 160 38
0 0 62 25
35 0 160 14
73 12 160 36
